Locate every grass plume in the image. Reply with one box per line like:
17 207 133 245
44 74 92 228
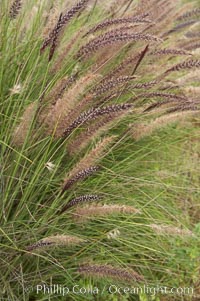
40 0 90 60
62 166 100 192
83 13 152 37
60 195 103 213
131 111 199 140
62 136 115 191
150 224 194 237
76 31 161 59
165 59 200 74
78 263 144 283
73 204 141 222
13 102 37 146
9 0 22 19
62 104 133 138
42 73 99 137
26 235 85 252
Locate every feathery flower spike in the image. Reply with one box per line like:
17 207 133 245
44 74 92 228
84 13 152 37
40 0 90 59
26 235 85 252
78 264 144 283
60 195 103 213
62 166 100 193
62 104 133 138
9 0 22 19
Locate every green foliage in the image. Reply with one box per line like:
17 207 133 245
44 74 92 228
0 0 200 300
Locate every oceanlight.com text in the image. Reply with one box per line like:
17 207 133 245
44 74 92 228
35 284 194 297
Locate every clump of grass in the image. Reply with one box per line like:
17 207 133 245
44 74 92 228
1 0 200 300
